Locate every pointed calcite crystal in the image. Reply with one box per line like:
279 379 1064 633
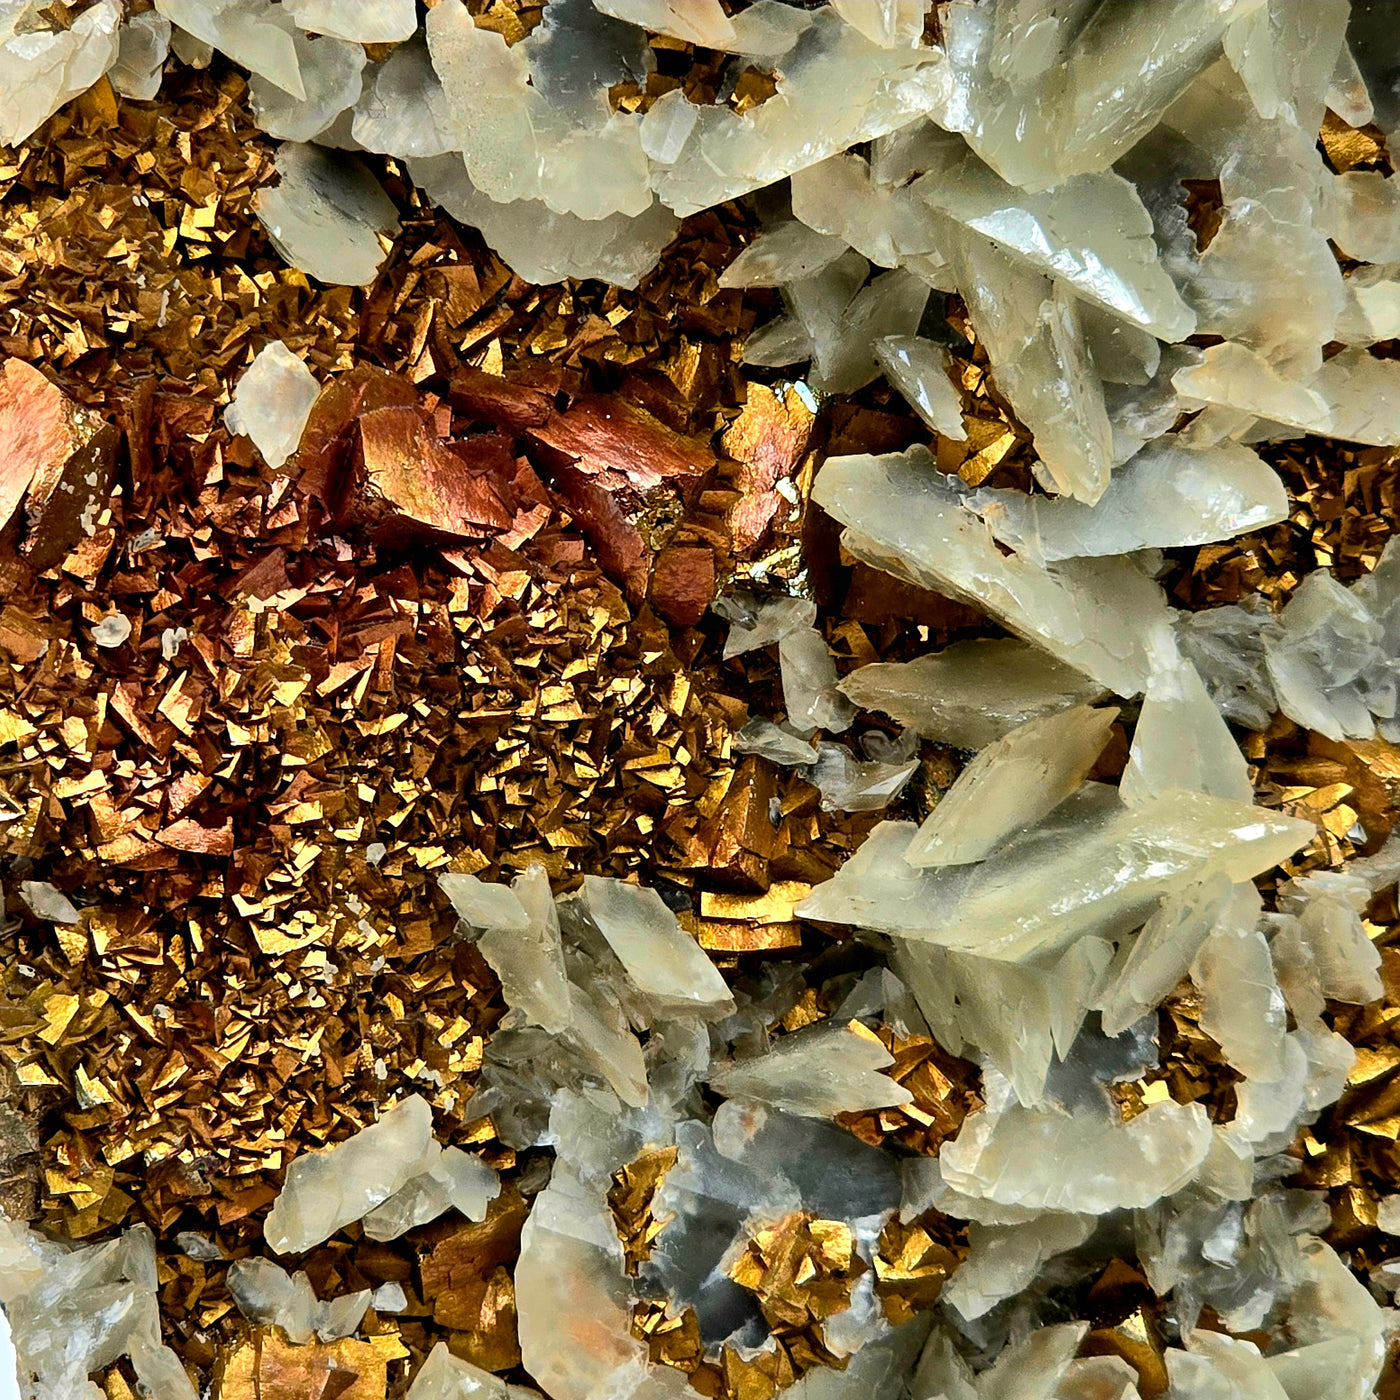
254 142 400 288
904 705 1117 867
0 0 122 146
708 1021 913 1118
264 1095 437 1254
838 638 1105 748
813 447 1174 697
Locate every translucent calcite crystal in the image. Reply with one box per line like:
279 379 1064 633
283 0 417 44
1331 169 1400 263
813 448 1174 696
155 0 303 98
807 732 920 812
362 1145 499 1241
352 38 456 159
649 8 951 217
799 787 1313 963
581 877 734 1018
110 11 171 101
407 1343 543 1400
223 341 320 471
969 439 1287 566
1120 646 1254 807
264 1095 437 1255
904 705 1117 867
249 29 364 142
0 0 121 146
939 231 1115 504
708 1021 913 1118
732 717 819 767
254 142 400 287
941 1073 1214 1215
717 592 817 660
0 1222 197 1400
1093 875 1235 1037
1192 923 1289 1081
938 0 1262 191
778 627 855 735
226 1256 370 1343
412 154 679 290
838 638 1105 748
915 137 1196 341
944 1214 1096 1320
718 221 849 289
872 335 968 439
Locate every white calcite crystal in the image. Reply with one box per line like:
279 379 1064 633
813 447 1175 696
408 1343 543 1400
649 7 951 217
778 627 855 735
362 1145 499 1241
226 1257 370 1343
0 0 121 146
944 1214 1097 1321
716 592 817 660
807 732 920 813
940 233 1115 504
1332 170 1400 264
731 718 819 767
582 876 734 1018
799 787 1313 964
254 142 400 288
708 1021 913 1119
839 638 1105 748
719 222 849 289
249 30 364 143
284 0 417 44
1193 922 1289 1081
905 705 1117 867
1120 645 1254 807
969 438 1288 566
1094 875 1235 1037
0 1221 197 1400
352 38 456 159
264 1094 437 1254
916 137 1197 341
110 11 172 102
223 341 320 471
155 0 304 98
940 1072 1213 1215
872 335 967 438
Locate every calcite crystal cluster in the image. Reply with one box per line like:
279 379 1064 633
6 2 1400 1400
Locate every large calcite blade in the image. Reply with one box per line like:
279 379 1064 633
904 705 1118 867
939 0 1266 190
968 438 1288 567
1093 874 1236 1037
812 447 1175 697
707 1021 913 1118
0 0 122 146
913 137 1196 341
1121 646 1254 807
939 1075 1215 1215
798 785 1314 964
412 154 680 290
263 1095 438 1255
649 7 951 217
838 638 1106 749
156 0 305 97
582 876 735 1018
940 231 1115 504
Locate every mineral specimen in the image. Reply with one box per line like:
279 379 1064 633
223 341 320 471
254 142 400 287
263 1094 437 1255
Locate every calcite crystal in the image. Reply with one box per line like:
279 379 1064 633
223 341 320 471
264 1095 437 1254
254 142 400 287
814 448 1174 696
0 0 121 147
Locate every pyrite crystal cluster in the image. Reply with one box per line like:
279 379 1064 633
4 2 1400 1399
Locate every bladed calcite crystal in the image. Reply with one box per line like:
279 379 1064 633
904 705 1117 867
254 142 400 288
264 1095 437 1255
0 0 121 146
838 638 1106 748
813 448 1174 695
